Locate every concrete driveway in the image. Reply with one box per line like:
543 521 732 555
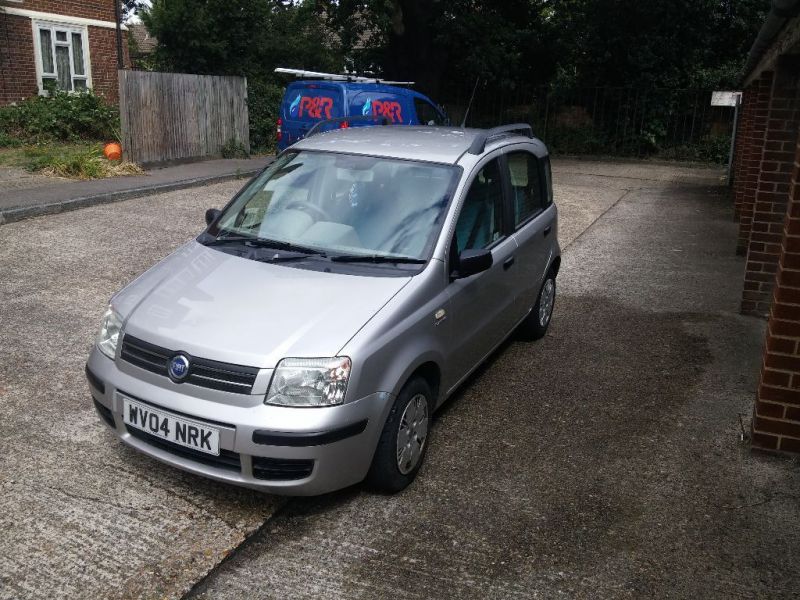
1 160 798 599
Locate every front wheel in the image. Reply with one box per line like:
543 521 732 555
366 377 432 493
518 273 556 340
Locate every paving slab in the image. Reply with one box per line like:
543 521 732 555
188 163 800 599
0 157 272 225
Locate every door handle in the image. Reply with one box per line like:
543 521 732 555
503 256 515 270
543 225 552 237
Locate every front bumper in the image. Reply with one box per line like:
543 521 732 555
86 348 394 496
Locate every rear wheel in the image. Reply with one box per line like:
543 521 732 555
366 377 432 493
518 273 556 340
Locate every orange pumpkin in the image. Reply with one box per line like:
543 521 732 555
104 142 122 161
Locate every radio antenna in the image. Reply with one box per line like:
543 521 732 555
460 78 480 128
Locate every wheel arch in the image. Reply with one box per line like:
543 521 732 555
549 255 561 277
390 356 443 408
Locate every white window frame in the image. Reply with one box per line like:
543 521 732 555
31 19 93 95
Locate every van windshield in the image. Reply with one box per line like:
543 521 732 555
210 151 459 261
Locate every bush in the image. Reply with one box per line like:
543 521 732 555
657 135 731 164
221 137 249 159
247 78 284 153
0 90 119 146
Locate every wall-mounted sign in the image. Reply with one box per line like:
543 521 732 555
711 91 742 107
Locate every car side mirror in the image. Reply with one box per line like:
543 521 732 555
205 208 222 226
452 248 492 279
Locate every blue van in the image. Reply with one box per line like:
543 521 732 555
276 79 448 151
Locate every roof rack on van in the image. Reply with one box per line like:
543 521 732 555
468 124 534 155
306 115 391 139
275 67 415 86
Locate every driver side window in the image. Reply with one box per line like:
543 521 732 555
454 159 504 254
414 98 445 126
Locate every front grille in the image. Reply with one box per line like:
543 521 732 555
252 457 314 481
120 334 259 394
126 425 242 472
93 398 115 429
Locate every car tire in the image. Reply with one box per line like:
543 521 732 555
366 377 432 493
518 272 556 341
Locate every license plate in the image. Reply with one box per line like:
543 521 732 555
122 396 220 456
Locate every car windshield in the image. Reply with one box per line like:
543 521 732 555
210 151 459 260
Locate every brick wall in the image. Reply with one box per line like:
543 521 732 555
0 2 129 105
753 134 800 454
88 26 129 104
742 59 800 317
0 13 39 104
737 73 774 257
5 0 117 23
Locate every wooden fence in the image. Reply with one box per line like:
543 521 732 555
118 70 250 166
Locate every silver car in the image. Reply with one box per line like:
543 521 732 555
86 124 560 495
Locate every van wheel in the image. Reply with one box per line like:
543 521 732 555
518 273 556 340
366 377 432 493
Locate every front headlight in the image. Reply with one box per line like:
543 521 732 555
266 357 352 407
96 306 123 360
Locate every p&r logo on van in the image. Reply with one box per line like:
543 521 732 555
291 94 335 119
361 98 403 123
361 98 372 116
289 94 302 117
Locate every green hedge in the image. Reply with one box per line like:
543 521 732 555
247 78 284 153
0 91 119 146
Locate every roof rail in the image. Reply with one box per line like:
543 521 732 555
274 68 415 86
306 115 390 139
468 124 533 155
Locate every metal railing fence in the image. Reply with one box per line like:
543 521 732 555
444 86 736 162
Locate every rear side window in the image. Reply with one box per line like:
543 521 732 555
414 98 444 125
454 159 504 253
284 89 343 121
507 151 544 226
543 156 554 207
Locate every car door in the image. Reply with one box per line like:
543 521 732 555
350 91 407 125
504 149 555 318
443 156 520 391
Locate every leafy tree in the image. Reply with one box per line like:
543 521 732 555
142 0 341 77
141 0 344 150
121 0 146 23
333 0 766 97
333 0 556 98
547 0 768 89
136 0 769 154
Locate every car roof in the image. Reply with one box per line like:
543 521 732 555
290 126 546 165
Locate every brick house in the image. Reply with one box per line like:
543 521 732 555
0 0 130 105
731 0 800 454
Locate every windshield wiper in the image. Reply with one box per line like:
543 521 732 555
203 235 255 246
330 254 427 264
204 235 326 256
257 253 320 263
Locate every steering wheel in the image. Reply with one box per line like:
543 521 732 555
285 200 331 222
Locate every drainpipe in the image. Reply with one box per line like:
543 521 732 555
114 0 124 70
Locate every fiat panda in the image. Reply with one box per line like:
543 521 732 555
86 124 560 495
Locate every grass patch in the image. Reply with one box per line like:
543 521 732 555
0 143 143 180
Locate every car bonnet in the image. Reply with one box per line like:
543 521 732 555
113 241 412 369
